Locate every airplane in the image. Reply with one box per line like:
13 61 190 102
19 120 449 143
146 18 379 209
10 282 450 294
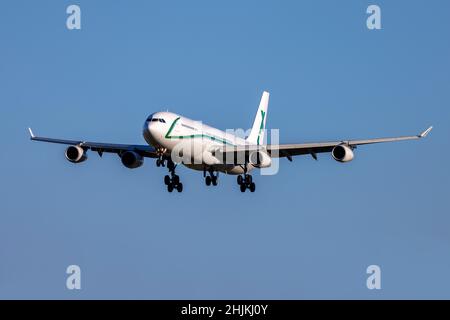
29 91 432 193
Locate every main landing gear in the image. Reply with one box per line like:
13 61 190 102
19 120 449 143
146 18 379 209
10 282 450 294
237 174 255 193
204 168 218 187
164 159 183 193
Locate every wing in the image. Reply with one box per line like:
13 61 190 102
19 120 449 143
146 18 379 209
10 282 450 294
28 128 158 158
214 126 432 162
267 126 433 160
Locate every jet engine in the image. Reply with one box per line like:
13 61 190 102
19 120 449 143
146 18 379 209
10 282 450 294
332 145 354 163
121 151 144 169
249 151 272 168
65 146 87 163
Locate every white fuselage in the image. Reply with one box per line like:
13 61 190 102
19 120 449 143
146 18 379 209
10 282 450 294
142 111 253 175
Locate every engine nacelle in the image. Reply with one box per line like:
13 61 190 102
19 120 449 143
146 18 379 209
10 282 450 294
332 144 354 163
121 151 144 169
249 151 272 168
65 145 87 163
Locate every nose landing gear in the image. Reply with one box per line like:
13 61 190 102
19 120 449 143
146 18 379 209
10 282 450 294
155 148 167 167
156 158 165 167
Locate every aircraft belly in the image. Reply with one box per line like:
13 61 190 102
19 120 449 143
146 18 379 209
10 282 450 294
183 163 254 175
159 135 256 175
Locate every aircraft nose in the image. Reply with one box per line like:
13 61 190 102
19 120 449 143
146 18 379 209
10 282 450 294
147 121 162 141
143 120 152 136
148 121 157 136
143 120 158 145
143 120 151 134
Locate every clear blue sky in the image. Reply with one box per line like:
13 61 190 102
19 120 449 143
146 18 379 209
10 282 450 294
0 0 449 299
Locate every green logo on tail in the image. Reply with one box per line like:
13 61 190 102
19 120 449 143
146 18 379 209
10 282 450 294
257 110 266 145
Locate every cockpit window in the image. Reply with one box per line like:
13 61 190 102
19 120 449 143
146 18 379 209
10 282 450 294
149 118 166 123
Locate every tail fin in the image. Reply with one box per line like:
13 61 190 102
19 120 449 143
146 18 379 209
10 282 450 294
246 91 269 145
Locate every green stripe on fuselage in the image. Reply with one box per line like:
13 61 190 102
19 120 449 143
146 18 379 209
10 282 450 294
165 117 235 146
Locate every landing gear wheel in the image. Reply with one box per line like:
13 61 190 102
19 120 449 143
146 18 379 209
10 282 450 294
245 174 252 185
211 176 218 186
240 183 246 192
156 159 161 167
177 183 183 193
249 182 256 193
237 175 243 185
172 175 180 185
167 183 174 193
205 176 212 186
164 175 171 185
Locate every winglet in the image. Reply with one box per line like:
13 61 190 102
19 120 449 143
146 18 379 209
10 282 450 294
419 126 433 138
28 127 35 139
